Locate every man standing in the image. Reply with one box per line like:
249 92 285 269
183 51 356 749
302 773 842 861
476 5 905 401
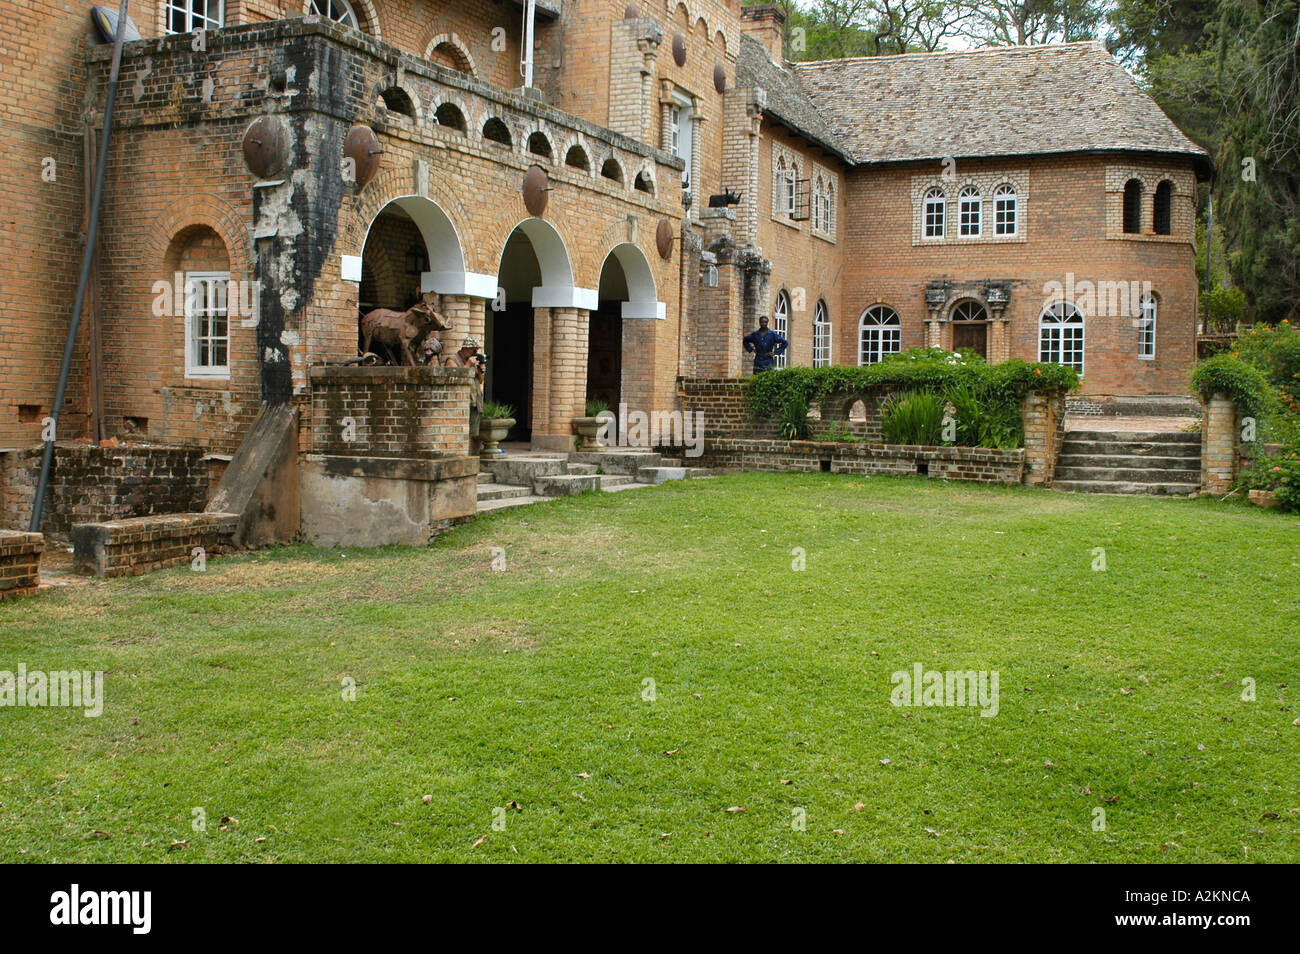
743 315 789 373
445 337 487 453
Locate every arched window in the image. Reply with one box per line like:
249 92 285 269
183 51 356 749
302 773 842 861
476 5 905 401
994 184 1017 235
923 188 945 239
564 144 589 171
1138 294 1157 359
600 157 623 183
1122 179 1143 234
527 132 552 159
772 291 790 369
951 300 987 322
813 300 831 367
483 117 512 147
821 181 834 235
1039 301 1085 373
633 170 654 194
775 156 796 216
309 0 358 29
433 102 466 132
376 87 415 119
812 176 824 231
1153 180 1173 235
858 305 901 365
958 186 981 237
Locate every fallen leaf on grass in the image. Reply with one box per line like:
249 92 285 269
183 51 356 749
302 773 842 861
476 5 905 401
471 835 487 849
724 806 747 814
167 840 187 851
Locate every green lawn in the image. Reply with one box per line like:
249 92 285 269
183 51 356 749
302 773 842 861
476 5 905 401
1 474 1297 862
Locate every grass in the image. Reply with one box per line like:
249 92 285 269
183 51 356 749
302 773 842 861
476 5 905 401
1 474 1297 863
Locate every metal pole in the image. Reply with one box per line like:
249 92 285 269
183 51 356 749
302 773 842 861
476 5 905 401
1203 189 1214 334
29 0 130 532
521 0 536 88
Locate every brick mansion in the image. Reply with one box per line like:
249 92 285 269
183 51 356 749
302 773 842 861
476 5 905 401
2 0 1212 458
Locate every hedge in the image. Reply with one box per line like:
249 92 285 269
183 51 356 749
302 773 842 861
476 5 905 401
1190 353 1279 421
743 349 1080 419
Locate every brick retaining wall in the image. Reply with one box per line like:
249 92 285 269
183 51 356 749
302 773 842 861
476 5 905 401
0 529 43 599
0 444 207 536
702 439 1024 483
72 513 238 578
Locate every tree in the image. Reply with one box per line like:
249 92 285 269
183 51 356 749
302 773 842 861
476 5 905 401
952 0 1107 45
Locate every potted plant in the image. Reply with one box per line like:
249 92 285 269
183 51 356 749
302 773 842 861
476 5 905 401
479 402 516 458
573 398 610 445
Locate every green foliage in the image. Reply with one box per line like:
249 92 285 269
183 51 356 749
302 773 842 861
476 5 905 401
1236 449 1300 511
1190 353 1278 420
745 350 1076 448
880 390 946 446
1203 286 1247 333
585 398 610 417
1233 321 1300 410
481 402 515 420
946 381 1025 449
778 392 812 441
817 421 862 443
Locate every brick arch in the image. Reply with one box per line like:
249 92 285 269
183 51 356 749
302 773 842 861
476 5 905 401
302 0 382 39
368 79 421 120
943 295 990 321
423 32 477 76
144 194 251 280
339 164 477 270
480 205 581 292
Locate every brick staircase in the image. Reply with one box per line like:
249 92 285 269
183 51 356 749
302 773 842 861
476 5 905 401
1053 430 1201 496
476 449 711 512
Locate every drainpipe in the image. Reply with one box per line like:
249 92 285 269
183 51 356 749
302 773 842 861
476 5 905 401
29 0 130 532
520 0 536 88
1202 189 1214 334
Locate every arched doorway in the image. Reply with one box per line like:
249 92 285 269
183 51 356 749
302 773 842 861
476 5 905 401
360 195 465 325
589 243 659 414
489 219 581 446
949 299 989 359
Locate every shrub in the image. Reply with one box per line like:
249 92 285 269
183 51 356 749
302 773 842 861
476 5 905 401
1190 354 1278 421
778 393 812 441
585 398 610 417
880 390 946 446
481 402 516 420
1234 321 1300 411
744 350 1078 420
818 421 860 443
1204 286 1247 333
1237 450 1300 511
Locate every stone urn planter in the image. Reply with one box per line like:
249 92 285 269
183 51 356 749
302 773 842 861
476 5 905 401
1248 488 1280 509
572 416 606 444
479 417 515 459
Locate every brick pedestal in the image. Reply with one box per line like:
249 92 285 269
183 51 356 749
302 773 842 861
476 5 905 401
1201 392 1238 495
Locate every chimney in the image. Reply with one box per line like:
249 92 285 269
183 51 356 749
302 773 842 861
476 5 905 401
741 4 785 63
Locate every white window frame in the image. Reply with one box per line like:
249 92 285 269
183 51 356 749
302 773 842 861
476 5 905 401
812 177 824 231
164 0 223 34
1039 301 1085 375
772 291 790 369
958 186 982 237
184 271 232 379
923 188 945 239
858 305 901 366
813 300 831 367
670 91 693 188
994 184 1017 236
309 0 360 29
1138 294 1157 360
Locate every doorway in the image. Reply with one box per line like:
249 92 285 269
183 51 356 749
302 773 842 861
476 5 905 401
952 321 988 358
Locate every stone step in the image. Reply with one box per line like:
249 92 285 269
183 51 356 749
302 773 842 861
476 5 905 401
1053 479 1200 496
1055 465 1201 483
564 462 599 475
597 474 635 489
569 450 663 475
477 471 497 484
476 483 532 502
1059 439 1200 459
483 456 568 484
533 473 600 496
658 456 685 467
682 467 713 478
477 493 550 513
1065 430 1200 444
638 466 687 485
1057 453 1201 469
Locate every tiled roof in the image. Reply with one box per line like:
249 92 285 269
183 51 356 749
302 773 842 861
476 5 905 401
736 34 854 163
790 41 1209 170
